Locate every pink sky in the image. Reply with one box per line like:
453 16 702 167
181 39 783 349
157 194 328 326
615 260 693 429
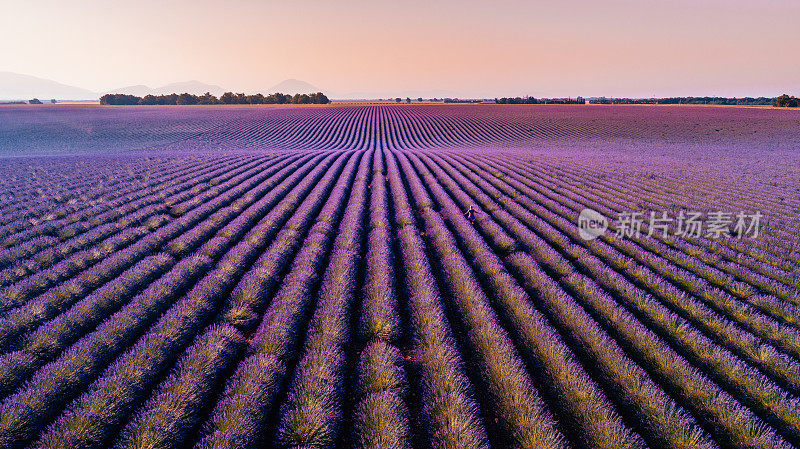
1 0 798 98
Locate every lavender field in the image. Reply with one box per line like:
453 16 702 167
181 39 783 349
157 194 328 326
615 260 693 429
1 104 800 449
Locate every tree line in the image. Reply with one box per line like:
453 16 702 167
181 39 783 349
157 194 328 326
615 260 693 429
496 97 584 104
590 96 779 106
495 95 800 106
100 92 330 105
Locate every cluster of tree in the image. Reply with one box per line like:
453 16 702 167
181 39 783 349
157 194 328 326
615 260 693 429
496 97 585 104
374 98 484 103
99 94 141 105
775 94 799 108
496 97 540 104
390 97 434 103
588 97 777 105
443 98 485 103
493 95 800 106
100 91 330 106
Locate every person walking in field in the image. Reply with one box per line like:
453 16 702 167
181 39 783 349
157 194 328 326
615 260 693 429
465 205 476 222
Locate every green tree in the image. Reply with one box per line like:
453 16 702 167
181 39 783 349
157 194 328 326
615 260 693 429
219 92 237 104
246 93 265 104
176 93 198 105
198 92 219 105
140 95 158 105
291 93 311 104
775 94 798 107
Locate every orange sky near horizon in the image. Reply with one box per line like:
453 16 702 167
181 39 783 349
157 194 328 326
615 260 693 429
1 0 798 98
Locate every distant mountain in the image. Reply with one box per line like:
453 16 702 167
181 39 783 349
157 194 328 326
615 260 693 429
0 72 97 101
105 80 225 97
266 79 320 94
105 84 153 97
0 72 473 102
152 81 225 96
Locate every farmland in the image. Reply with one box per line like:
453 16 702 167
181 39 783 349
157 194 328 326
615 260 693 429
0 104 799 449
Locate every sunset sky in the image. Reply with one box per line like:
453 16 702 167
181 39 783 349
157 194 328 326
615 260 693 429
1 0 798 98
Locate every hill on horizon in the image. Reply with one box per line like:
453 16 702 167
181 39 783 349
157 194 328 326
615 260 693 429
105 80 226 97
0 72 97 101
0 72 329 101
108 79 325 97
266 79 321 94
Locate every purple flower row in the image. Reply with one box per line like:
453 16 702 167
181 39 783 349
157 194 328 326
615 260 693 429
0 252 173 397
106 153 352 449
0 254 212 448
273 150 371 448
415 150 647 449
0 155 266 288
0 226 152 343
450 152 793 448
196 151 362 448
433 152 715 448
164 154 315 258
470 154 800 420
397 151 569 449
383 150 490 449
216 152 344 330
0 155 232 248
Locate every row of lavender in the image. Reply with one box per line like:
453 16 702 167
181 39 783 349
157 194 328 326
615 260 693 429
173 105 537 153
0 144 798 449
4 105 800 156
166 104 800 156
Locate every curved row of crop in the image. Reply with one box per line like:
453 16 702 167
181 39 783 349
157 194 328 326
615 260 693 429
0 155 197 228
185 105 536 152
0 154 243 246
0 153 339 447
349 148 411 449
405 151 649 449
0 155 281 294
0 154 328 401
476 154 800 392
195 151 362 448
384 149 491 449
0 155 307 360
437 151 797 448
414 150 716 448
108 151 355 449
0 107 797 449
273 149 372 448
395 150 570 449
506 153 800 274
24 152 358 449
503 154 800 301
